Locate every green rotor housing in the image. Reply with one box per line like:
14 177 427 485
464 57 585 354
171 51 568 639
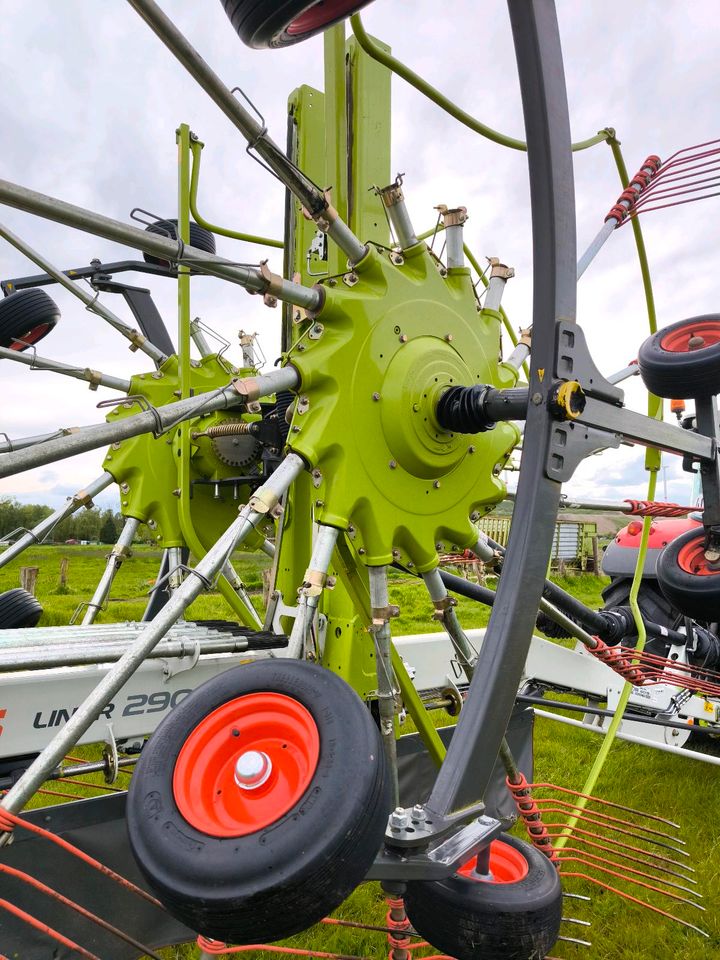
287 244 520 572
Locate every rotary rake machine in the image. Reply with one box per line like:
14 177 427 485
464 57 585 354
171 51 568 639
1 1 720 958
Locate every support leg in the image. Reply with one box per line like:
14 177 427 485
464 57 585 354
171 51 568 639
369 565 399 806
81 517 140 625
286 524 340 659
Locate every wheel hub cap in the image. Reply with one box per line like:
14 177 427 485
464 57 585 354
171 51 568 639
235 750 272 790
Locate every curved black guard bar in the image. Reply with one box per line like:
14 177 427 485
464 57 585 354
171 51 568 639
427 0 577 817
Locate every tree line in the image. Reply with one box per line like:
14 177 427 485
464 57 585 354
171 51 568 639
0 497 147 545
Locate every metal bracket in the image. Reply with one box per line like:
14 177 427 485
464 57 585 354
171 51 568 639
161 640 201 681
555 320 624 405
96 395 165 438
487 256 515 280
366 813 502 881
102 724 119 785
546 420 622 482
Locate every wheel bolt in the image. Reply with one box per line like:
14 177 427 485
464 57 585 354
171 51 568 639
234 750 272 790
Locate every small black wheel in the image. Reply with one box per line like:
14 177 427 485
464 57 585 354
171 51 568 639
638 315 720 399
405 834 562 960
0 289 60 352
220 0 374 49
0 588 43 628
127 659 390 944
657 527 720 622
142 219 216 267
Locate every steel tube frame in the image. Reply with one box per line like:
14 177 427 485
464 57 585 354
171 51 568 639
0 366 299 480
483 275 509 313
221 560 263 627
0 472 114 569
427 0 577 817
576 161 658 280
286 524 339 659
0 633 275 672
0 221 167 364
0 452 305 822
422 568 477 680
0 179 322 313
576 397 713 460
81 517 141 625
369 565 399 803
0 345 131 393
0 429 73 454
126 0 367 265
445 224 464 270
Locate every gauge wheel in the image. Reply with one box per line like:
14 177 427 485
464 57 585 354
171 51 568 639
220 0 374 49
657 527 720 622
0 288 60 352
638 315 720 398
127 658 391 944
0 588 43 628
404 833 562 960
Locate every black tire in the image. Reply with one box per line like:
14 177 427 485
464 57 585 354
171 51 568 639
638 315 720 399
0 289 60 352
657 527 720 622
601 576 679 630
142 219 216 266
127 659 391 944
405 834 562 960
221 0 374 49
0 588 43 628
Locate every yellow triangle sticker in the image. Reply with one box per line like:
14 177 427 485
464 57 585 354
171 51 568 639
538 368 545 382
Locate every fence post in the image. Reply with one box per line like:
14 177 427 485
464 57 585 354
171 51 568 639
58 556 70 589
20 566 39 595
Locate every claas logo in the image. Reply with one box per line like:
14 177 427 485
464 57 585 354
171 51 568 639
0 709 5 736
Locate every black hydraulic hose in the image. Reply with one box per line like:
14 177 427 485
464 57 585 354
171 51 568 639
482 535 689 646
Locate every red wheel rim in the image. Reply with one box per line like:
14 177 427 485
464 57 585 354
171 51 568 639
660 320 720 353
678 535 720 577
9 323 52 350
287 1 364 36
456 840 529 884
173 692 320 838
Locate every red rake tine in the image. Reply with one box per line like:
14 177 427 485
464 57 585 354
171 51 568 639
533 808 687 856
527 782 681 828
0 808 163 909
560 872 709 938
544 830 696 884
0 863 163 960
545 826 694 873
0 898 100 960
557 847 699 899
531 797 683 843
558 857 704 911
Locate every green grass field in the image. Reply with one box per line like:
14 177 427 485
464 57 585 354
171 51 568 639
1 546 718 960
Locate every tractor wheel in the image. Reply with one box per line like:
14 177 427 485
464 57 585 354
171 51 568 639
638 315 720 398
405 833 562 960
142 219 216 267
220 0 374 49
0 289 60 352
127 659 391 945
601 576 680 629
0 588 43 628
657 527 720 622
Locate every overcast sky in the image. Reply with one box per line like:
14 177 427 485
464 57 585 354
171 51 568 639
0 0 717 513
